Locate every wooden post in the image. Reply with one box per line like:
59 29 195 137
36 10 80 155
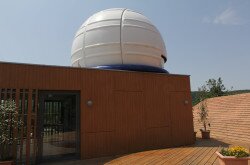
33 89 38 162
13 89 20 161
19 89 25 162
25 89 32 165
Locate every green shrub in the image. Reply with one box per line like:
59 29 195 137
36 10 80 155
0 100 23 161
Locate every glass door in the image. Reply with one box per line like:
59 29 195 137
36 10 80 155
37 92 79 162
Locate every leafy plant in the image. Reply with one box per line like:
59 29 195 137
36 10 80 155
220 146 250 158
197 85 210 132
0 100 22 161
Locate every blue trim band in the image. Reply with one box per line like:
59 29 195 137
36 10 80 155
93 64 169 73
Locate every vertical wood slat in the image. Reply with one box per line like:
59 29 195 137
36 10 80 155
7 89 13 158
13 89 20 161
0 89 1 158
33 89 38 162
0 89 3 158
3 88 7 100
26 89 32 165
9 89 13 99
19 89 25 162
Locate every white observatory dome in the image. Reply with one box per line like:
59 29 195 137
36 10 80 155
71 8 167 68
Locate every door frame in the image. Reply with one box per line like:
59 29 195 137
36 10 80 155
37 90 80 163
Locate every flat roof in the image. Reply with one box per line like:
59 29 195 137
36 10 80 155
0 61 190 77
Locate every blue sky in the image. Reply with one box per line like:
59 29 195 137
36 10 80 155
0 0 249 91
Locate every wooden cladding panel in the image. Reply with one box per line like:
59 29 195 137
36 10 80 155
114 73 146 91
145 127 171 149
170 92 194 146
0 62 189 91
82 71 115 133
114 91 145 154
83 132 116 158
145 90 170 128
0 62 193 160
163 75 190 92
0 63 83 89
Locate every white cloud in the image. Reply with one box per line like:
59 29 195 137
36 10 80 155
203 7 248 25
214 8 247 25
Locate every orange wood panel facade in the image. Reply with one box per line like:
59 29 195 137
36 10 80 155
0 62 194 162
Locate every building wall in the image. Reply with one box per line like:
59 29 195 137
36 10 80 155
0 62 194 160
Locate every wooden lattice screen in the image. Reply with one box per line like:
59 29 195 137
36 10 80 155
0 88 38 165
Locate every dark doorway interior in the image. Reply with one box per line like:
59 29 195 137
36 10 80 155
37 91 80 163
